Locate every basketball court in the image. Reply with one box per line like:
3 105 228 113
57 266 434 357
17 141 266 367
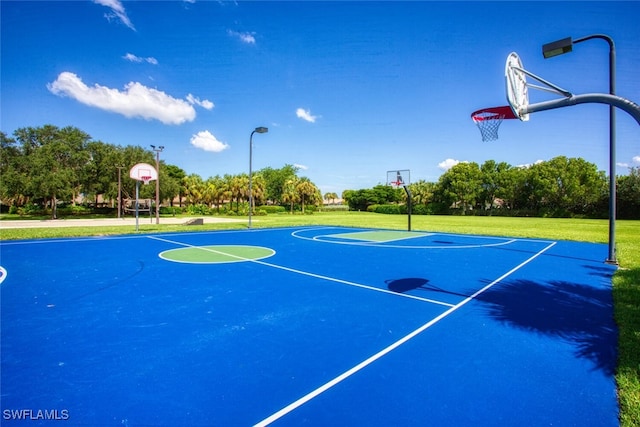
0 226 619 426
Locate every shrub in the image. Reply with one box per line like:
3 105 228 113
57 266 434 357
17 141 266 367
186 204 210 215
321 204 349 212
260 205 286 214
160 206 185 215
368 204 401 215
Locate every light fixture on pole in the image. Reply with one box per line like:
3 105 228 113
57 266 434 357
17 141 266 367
150 145 165 225
248 127 268 229
542 34 618 265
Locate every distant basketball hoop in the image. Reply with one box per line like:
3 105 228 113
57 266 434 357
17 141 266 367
386 169 412 231
129 163 158 183
129 163 158 231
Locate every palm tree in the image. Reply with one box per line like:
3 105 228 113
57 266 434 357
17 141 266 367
230 174 248 213
251 174 266 211
296 177 318 213
209 175 227 212
203 177 219 209
282 177 300 213
183 174 205 205
324 192 338 205
408 180 436 206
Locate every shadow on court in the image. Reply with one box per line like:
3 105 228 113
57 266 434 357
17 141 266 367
473 278 617 375
386 277 470 297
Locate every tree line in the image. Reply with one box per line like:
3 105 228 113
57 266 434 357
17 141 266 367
342 158 640 219
3 125 638 220
0 125 322 217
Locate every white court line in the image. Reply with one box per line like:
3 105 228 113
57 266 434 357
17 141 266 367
290 228 518 249
323 230 434 244
0 266 7 285
253 240 557 427
148 235 456 307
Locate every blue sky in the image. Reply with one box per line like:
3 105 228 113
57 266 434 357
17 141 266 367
2 1 639 196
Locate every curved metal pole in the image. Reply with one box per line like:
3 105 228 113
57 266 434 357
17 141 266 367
524 93 640 125
525 91 640 266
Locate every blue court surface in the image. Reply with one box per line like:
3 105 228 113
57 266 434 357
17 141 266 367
0 226 619 426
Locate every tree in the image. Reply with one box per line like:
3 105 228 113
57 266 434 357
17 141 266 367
296 177 319 213
479 160 511 212
618 167 640 219
249 173 266 212
230 174 249 213
498 166 527 211
0 132 24 207
324 192 339 204
14 125 92 218
343 188 376 211
183 174 205 205
259 164 299 205
282 177 300 213
438 162 482 214
527 156 607 216
406 180 435 206
82 141 120 205
203 175 227 212
164 164 187 207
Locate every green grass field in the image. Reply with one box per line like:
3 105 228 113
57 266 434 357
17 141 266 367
1 212 638 426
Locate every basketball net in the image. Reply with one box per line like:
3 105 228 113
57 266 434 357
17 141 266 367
472 111 505 142
141 176 152 185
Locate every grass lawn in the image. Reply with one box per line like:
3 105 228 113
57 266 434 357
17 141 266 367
1 212 638 426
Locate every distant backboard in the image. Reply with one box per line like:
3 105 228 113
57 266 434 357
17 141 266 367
129 163 158 184
387 170 410 188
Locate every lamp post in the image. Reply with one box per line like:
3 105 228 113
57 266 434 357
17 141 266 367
248 127 268 228
542 34 618 265
117 166 123 219
150 145 164 225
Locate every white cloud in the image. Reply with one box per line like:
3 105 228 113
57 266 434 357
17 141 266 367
47 72 196 125
619 156 640 168
227 30 256 44
93 0 135 31
294 164 308 171
190 131 229 153
186 94 214 110
438 158 460 171
296 108 318 123
123 53 158 65
516 159 545 169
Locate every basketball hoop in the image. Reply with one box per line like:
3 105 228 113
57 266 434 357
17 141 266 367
471 106 517 142
141 176 152 185
386 170 410 188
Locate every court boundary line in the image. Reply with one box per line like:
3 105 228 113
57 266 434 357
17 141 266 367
291 228 519 249
0 226 313 246
147 235 456 308
323 230 434 243
252 240 558 427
